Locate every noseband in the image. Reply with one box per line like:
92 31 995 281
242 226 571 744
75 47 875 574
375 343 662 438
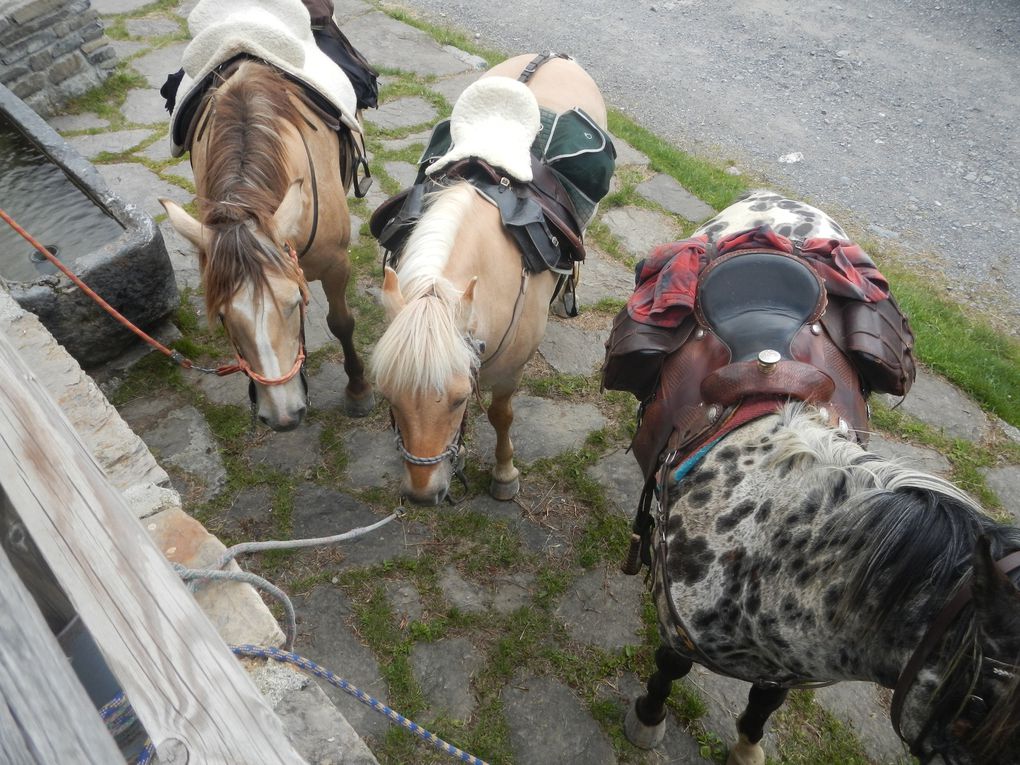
220 242 310 400
891 550 1020 760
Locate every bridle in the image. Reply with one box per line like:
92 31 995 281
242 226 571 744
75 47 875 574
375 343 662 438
891 550 1020 761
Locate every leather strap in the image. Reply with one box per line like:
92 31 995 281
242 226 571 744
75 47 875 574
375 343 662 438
890 550 1020 747
518 52 571 83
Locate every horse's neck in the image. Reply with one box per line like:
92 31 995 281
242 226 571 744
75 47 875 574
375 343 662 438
682 414 944 685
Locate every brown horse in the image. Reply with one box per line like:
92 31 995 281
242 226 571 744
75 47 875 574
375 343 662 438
161 59 373 430
372 54 609 504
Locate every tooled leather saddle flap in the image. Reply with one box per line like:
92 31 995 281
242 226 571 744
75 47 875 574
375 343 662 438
631 249 871 480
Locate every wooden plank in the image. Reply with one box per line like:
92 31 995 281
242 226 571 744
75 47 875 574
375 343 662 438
0 538 125 764
0 334 306 764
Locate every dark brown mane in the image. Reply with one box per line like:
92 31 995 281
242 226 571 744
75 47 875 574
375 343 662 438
197 60 304 319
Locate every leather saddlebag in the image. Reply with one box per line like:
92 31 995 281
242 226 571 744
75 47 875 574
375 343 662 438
824 294 917 397
602 308 694 400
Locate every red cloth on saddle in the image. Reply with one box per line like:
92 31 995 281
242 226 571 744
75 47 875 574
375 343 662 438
626 225 890 328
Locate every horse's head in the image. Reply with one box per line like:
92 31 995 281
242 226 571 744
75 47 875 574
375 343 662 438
160 180 310 431
901 536 1020 764
373 266 479 505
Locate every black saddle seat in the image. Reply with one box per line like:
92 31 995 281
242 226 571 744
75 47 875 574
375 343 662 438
696 251 826 362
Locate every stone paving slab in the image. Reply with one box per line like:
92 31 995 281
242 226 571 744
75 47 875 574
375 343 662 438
124 15 181 38
65 128 154 158
983 465 1020 522
385 579 424 626
379 128 432 152
586 448 645 519
430 71 481 106
611 137 649 167
879 368 991 442
814 682 909 765
867 433 952 477
250 662 380 765
364 96 438 131
96 162 193 219
555 566 645 651
291 483 428 567
601 206 682 261
340 426 404 491
411 637 483 722
468 394 607 465
249 421 325 474
306 360 353 412
576 247 635 308
465 495 575 558
333 0 373 22
129 42 189 89
118 395 227 504
440 566 534 616
341 12 471 77
295 585 391 738
636 174 716 223
503 673 617 765
48 112 111 132
539 318 610 376
382 159 417 189
218 484 274 536
121 87 166 125
107 39 149 59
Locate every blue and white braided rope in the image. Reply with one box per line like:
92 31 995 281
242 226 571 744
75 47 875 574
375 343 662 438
232 644 490 765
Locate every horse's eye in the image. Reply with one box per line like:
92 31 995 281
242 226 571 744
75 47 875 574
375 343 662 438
450 397 468 411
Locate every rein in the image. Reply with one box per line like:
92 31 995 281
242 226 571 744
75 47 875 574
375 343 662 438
0 207 307 389
891 550 1020 756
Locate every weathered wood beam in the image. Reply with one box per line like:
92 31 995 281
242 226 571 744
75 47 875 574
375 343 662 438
0 540 125 764
0 333 306 764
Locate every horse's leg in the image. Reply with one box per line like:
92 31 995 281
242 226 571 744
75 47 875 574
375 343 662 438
624 645 693 749
319 266 374 416
487 387 519 500
726 685 789 765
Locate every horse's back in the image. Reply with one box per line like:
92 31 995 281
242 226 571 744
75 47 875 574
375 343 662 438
697 190 850 242
484 54 607 127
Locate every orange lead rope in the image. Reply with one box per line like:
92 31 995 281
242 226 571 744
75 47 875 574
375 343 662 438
0 207 307 386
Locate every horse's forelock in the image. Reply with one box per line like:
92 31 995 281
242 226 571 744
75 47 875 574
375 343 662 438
371 280 477 398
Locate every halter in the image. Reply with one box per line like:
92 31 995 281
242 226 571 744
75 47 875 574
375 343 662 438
218 242 310 401
891 550 1020 760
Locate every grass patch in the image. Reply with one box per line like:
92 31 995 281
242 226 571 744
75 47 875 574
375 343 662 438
607 110 744 212
881 264 1020 429
771 690 880 765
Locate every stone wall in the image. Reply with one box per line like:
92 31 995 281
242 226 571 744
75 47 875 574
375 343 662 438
0 0 116 117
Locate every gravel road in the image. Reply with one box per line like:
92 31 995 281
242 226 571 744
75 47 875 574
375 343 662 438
390 0 1020 327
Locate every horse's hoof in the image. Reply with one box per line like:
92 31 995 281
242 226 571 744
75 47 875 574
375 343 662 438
624 700 665 750
489 475 520 501
726 734 765 765
344 390 375 417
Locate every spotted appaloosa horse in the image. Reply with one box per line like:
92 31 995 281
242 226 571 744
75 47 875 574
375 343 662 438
623 193 1020 764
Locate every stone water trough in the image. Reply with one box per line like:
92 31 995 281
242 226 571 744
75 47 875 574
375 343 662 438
0 82 177 366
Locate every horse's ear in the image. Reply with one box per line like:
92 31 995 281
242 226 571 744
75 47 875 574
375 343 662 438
160 199 208 252
458 276 478 332
972 536 1020 653
271 179 305 245
381 266 405 320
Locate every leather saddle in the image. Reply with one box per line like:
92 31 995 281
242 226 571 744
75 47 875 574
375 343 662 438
370 156 586 273
630 249 871 481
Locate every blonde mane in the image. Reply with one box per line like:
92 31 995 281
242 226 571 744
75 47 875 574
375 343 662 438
371 183 480 396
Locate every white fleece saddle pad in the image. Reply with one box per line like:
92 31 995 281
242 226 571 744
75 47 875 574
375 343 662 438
426 77 541 183
170 0 359 156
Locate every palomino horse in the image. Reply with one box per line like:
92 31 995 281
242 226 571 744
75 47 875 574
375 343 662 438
616 192 1020 764
371 54 610 504
161 60 373 431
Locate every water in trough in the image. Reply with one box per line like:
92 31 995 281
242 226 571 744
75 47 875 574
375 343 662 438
0 113 123 283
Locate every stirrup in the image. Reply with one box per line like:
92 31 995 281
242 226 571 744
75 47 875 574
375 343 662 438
352 155 373 198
